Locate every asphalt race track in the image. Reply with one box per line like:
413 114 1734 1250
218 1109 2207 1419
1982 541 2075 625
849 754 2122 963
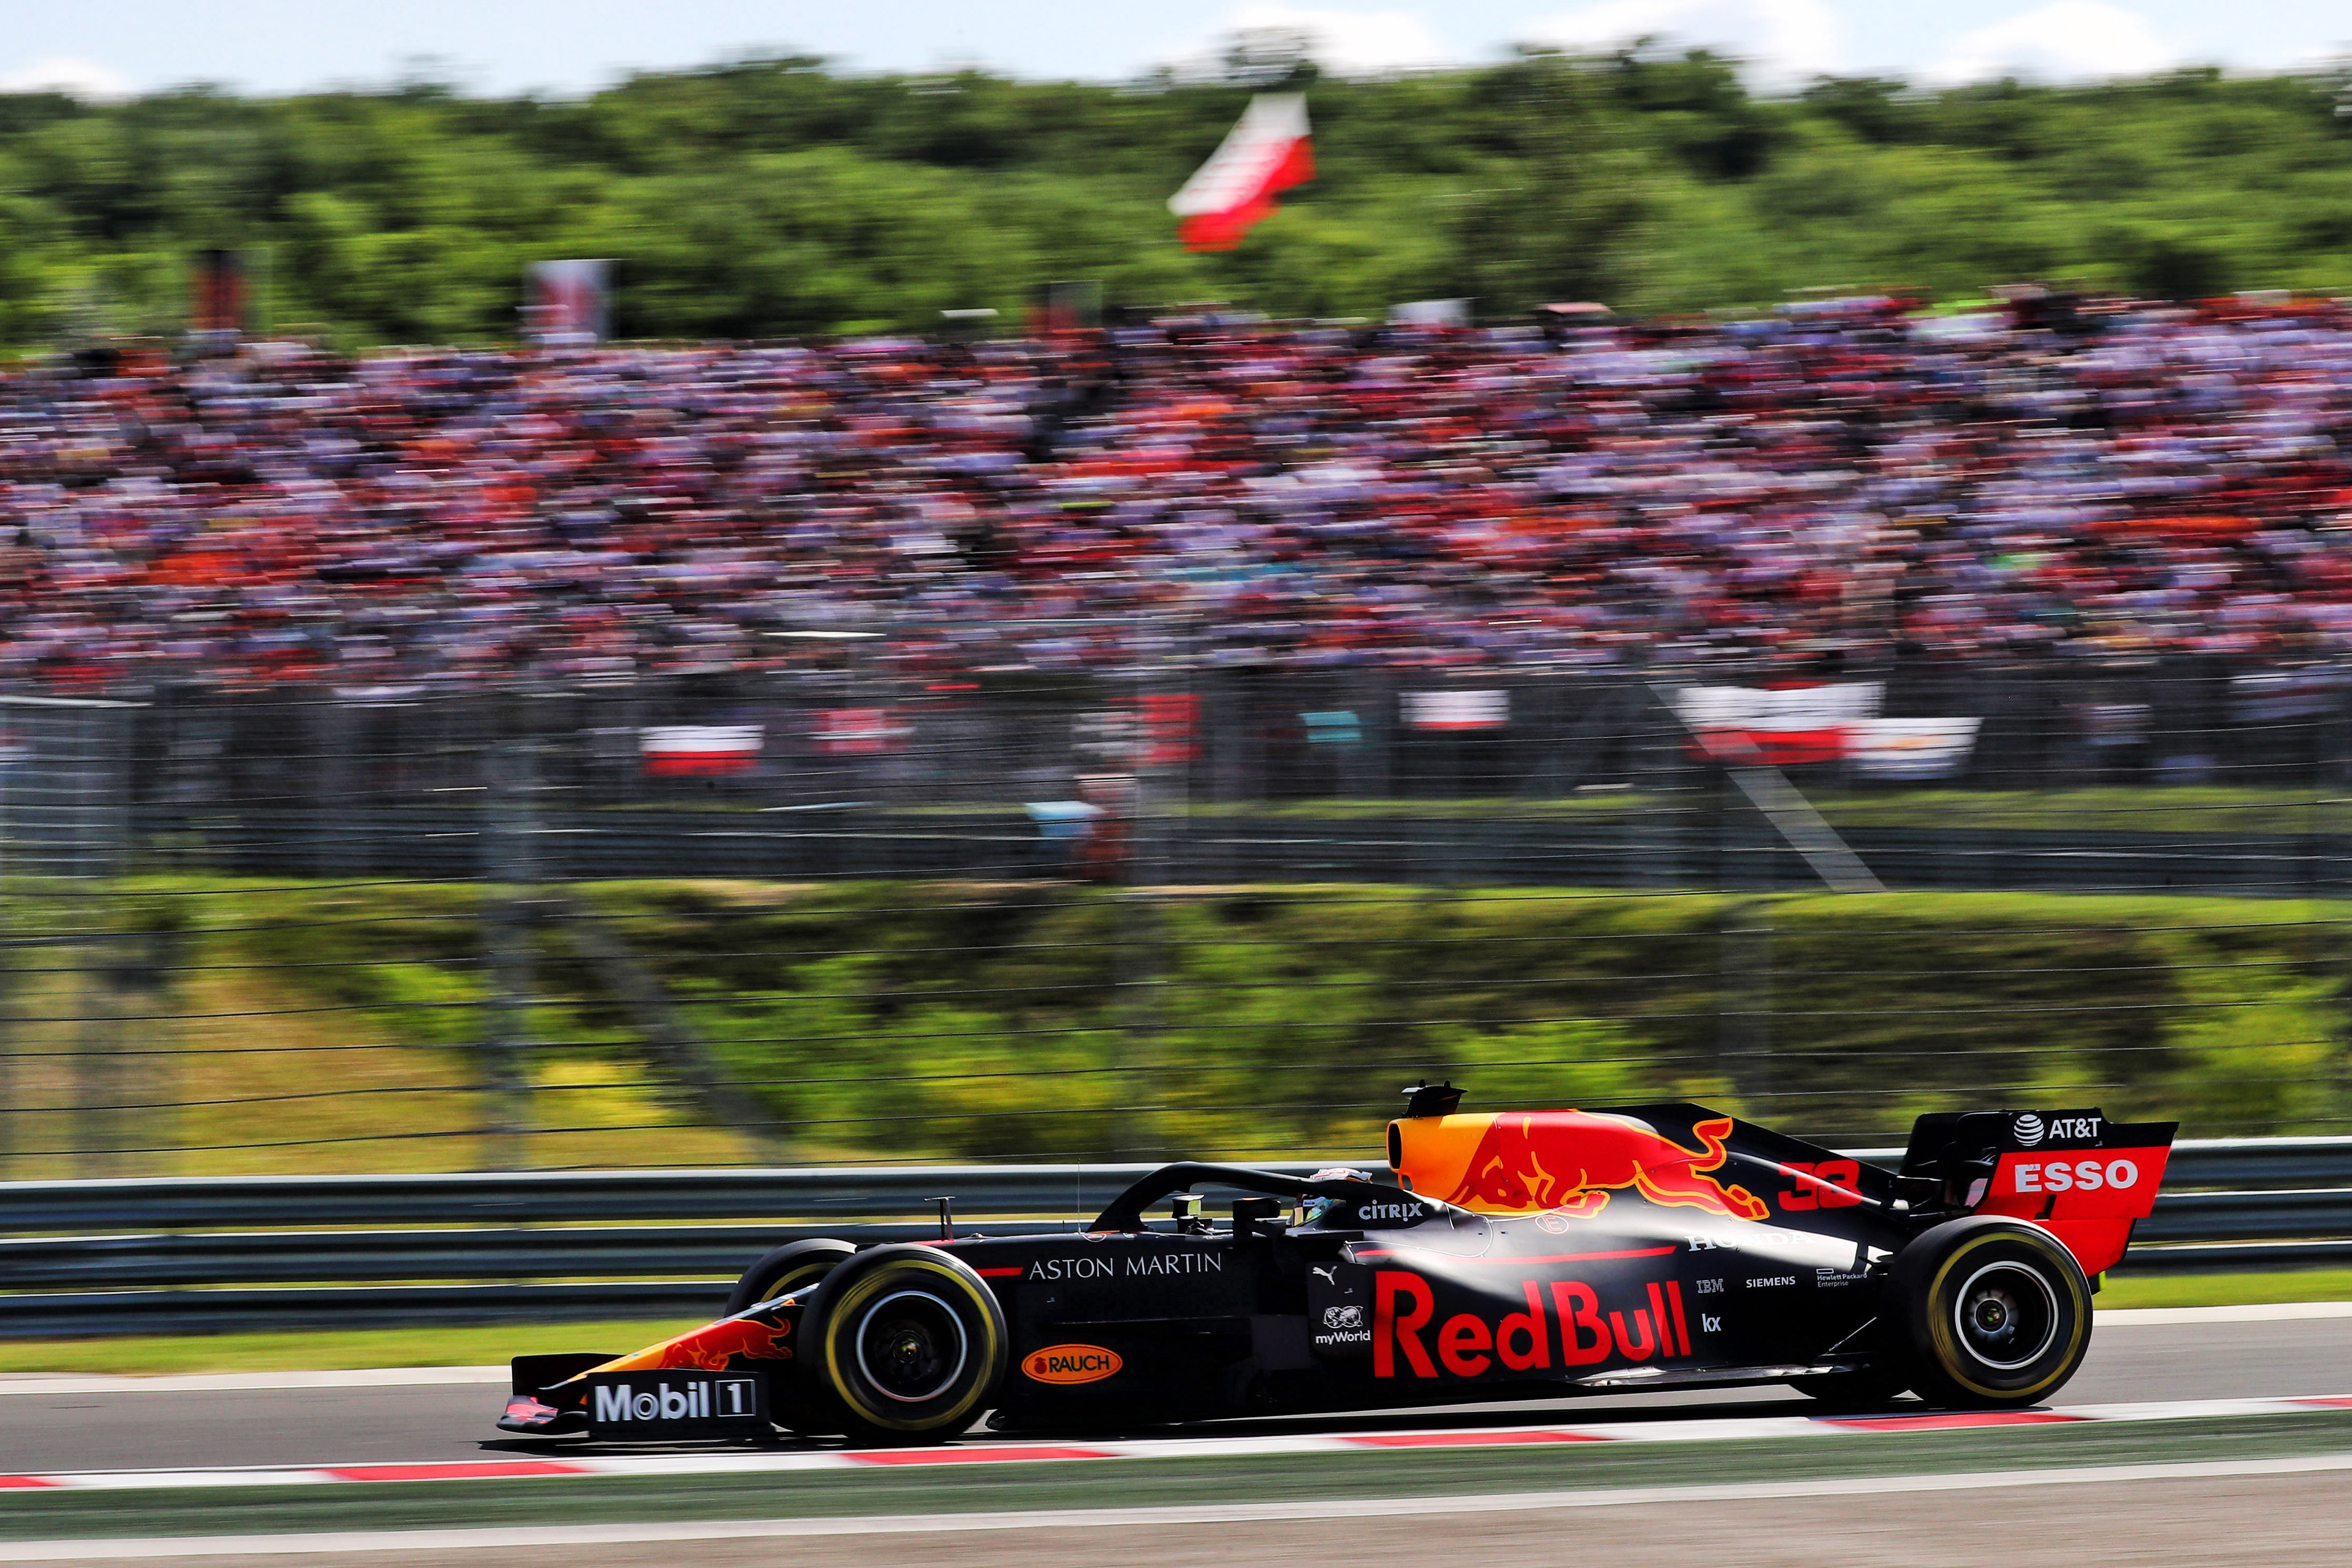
4 1308 2349 1475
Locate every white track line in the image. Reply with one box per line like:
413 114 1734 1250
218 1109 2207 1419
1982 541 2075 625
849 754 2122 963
8 1453 2352 1560
0 1368 509 1397
6 1394 2347 1491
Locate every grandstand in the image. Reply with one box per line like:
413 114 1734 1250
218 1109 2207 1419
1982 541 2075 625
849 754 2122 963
4 294 2349 698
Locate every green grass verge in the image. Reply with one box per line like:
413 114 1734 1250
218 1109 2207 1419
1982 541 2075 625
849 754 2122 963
0 1320 701 1377
1 1412 2347 1540
2101 1269 2352 1310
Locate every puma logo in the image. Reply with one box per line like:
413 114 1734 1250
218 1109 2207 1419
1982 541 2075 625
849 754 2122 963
1312 1266 1338 1284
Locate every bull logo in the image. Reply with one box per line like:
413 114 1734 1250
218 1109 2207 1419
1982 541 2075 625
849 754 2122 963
591 1314 791 1375
1437 1112 1769 1222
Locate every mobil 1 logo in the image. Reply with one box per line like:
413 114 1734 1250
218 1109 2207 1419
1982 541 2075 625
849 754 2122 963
583 1371 769 1437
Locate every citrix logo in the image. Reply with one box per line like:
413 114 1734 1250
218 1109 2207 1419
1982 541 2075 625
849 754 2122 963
1355 1200 1430 1222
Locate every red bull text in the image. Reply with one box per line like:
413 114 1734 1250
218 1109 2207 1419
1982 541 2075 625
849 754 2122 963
1372 1271 1694 1378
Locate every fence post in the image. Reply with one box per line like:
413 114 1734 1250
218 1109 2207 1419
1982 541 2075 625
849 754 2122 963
1719 895 1773 1113
311 692 352 879
480 693 539 1170
1628 674 1687 889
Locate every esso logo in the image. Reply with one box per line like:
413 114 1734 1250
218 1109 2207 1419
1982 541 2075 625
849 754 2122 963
2013 1158 2138 1195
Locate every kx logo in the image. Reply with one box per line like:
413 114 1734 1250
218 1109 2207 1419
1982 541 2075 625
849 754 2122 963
1701 1314 1722 1332
593 1378 757 1423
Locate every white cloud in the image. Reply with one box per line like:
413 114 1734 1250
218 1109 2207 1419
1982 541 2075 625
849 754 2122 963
0 55 135 102
1921 2 2178 86
1163 5 1452 80
1520 0 1844 85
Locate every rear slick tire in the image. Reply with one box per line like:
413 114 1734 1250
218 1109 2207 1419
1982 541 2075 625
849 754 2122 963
1892 1218 2092 1409
799 1245 1008 1446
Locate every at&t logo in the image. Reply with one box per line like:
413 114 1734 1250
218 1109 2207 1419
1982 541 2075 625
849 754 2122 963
2012 1114 2045 1146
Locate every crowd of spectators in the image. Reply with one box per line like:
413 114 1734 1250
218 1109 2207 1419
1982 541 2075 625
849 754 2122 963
4 293 2352 695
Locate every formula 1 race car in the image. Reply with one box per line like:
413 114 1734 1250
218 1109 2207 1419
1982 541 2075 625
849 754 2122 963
496 1088 2175 1445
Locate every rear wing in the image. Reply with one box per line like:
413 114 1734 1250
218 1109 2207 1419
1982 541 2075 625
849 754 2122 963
1902 1109 2178 1277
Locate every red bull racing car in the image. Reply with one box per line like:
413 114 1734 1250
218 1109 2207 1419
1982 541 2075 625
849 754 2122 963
497 1088 2174 1445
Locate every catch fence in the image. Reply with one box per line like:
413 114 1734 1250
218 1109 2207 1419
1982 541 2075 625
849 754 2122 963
0 658 2347 1179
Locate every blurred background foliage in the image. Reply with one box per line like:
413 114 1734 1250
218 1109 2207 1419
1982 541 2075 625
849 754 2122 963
4 45 2352 346
76 878 2340 1172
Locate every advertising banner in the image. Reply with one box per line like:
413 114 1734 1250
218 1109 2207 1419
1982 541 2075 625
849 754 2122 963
640 724 762 777
1674 682 1883 766
527 259 610 343
1402 690 1508 731
1846 717 1982 780
814 708 908 756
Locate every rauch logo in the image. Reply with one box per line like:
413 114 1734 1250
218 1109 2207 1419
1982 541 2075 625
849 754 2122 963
1022 1344 1123 1384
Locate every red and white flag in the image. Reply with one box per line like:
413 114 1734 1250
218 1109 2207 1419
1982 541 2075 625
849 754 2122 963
1168 93 1314 252
641 724 763 777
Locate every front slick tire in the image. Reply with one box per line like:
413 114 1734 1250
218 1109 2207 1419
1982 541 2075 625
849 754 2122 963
801 1245 1007 1446
1893 1218 2092 1409
725 1238 855 1316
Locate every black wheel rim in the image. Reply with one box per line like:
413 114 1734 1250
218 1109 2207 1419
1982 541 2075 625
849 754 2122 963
1953 1261 2058 1371
853 1289 969 1403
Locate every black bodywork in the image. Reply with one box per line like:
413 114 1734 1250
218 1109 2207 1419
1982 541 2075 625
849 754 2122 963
956 1157 1899 1429
498 1100 2171 1439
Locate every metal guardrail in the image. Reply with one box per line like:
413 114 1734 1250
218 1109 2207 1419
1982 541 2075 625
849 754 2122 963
0 1164 1241 1234
3 1142 2349 1338
153 805 2352 897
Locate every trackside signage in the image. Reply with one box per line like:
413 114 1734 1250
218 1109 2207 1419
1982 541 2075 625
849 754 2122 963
583 1372 768 1435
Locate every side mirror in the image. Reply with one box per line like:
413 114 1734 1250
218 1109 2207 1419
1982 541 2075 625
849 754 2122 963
1231 1196 1282 1238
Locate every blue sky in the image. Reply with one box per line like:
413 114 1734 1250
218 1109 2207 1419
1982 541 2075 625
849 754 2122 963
4 1 2347 100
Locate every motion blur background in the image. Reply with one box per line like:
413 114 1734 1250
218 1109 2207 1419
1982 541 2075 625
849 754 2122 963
6 6 2352 1181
